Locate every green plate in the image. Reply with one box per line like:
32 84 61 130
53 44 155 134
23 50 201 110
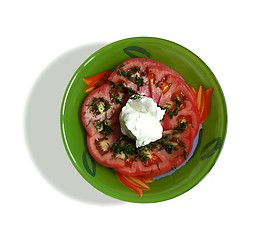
60 37 227 203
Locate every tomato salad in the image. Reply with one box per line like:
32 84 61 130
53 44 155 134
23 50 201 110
81 58 201 180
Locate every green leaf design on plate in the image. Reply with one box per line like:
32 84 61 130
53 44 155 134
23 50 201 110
200 137 222 160
82 151 96 177
123 46 151 58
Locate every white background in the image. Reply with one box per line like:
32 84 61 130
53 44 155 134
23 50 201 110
1 0 267 239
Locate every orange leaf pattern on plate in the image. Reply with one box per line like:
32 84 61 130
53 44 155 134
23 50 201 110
83 71 112 93
116 172 154 198
191 85 213 123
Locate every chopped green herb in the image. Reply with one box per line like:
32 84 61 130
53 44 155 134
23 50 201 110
94 119 113 136
131 66 140 72
147 141 158 151
101 122 113 136
130 94 141 100
86 97 111 115
155 81 160 87
172 165 177 170
118 69 131 79
94 120 103 131
174 119 189 133
160 134 179 153
163 96 182 119
134 76 145 90
182 150 187 159
136 146 149 163
111 92 123 104
117 67 146 90
109 83 136 103
109 126 187 166
110 135 135 158
111 82 125 90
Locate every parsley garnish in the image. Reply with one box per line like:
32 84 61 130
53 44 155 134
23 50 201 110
111 92 123 104
86 97 111 115
163 96 182 119
174 119 189 133
130 94 141 100
110 136 152 163
109 83 135 102
110 135 135 159
94 119 113 136
182 150 187 159
109 130 187 164
136 146 149 163
118 69 131 79
117 67 146 90
159 134 179 154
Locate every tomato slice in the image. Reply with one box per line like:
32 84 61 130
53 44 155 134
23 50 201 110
149 73 183 104
87 122 195 177
158 76 200 138
86 124 125 169
152 129 193 175
83 58 201 178
81 82 130 136
108 58 180 98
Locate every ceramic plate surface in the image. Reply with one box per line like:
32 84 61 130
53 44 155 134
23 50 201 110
60 37 227 203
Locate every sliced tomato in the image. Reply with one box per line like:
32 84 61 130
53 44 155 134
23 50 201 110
152 129 193 175
86 124 124 168
87 124 194 177
159 77 200 138
82 58 201 178
108 59 150 96
81 82 130 136
161 99 200 138
108 58 200 138
149 73 183 104
108 58 180 98
129 129 194 177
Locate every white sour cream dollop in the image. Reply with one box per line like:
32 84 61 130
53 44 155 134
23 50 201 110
119 95 165 148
